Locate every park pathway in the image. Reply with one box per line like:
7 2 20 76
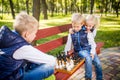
68 47 120 80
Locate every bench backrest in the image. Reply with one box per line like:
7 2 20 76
34 24 71 53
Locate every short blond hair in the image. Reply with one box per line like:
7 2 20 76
85 15 100 28
71 13 85 27
13 11 39 35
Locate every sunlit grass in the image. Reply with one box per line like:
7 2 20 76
95 16 120 48
39 15 71 29
0 13 13 20
0 20 13 29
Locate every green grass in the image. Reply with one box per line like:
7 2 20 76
0 20 13 29
95 16 120 48
0 14 120 55
39 14 71 28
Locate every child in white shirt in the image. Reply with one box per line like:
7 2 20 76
0 11 56 80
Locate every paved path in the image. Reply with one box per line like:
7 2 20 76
68 47 120 80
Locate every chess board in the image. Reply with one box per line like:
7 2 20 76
55 51 85 74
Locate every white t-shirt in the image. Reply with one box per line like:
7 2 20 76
13 45 56 66
87 32 96 54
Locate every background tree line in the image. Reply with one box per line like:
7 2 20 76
0 0 119 21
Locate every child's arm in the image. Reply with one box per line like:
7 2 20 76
69 28 74 34
13 45 56 66
87 32 96 59
64 34 73 55
92 28 97 38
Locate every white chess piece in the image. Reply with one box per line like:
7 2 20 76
69 59 74 69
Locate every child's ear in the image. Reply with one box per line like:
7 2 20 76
21 31 28 39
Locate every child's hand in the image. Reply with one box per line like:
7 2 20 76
90 53 94 60
69 28 74 34
86 27 91 32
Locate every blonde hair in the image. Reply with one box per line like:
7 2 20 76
85 15 100 28
13 11 39 35
71 13 85 27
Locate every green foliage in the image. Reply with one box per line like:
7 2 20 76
0 20 13 29
44 74 56 80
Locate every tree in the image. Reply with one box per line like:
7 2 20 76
33 0 40 21
112 0 120 17
99 0 104 16
41 0 48 19
105 0 109 16
90 0 94 14
48 0 55 17
26 0 29 14
64 0 67 15
32 0 40 46
0 0 4 19
9 0 15 19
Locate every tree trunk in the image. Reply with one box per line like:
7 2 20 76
9 0 15 19
70 0 74 13
60 0 64 15
50 0 54 17
100 0 104 16
90 0 94 14
115 1 120 17
41 0 48 19
26 0 29 14
65 0 67 15
1 0 4 19
105 0 108 16
33 0 40 21
32 0 40 46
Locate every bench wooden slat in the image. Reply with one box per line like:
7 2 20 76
34 24 71 40
55 72 70 80
96 42 104 54
35 36 67 53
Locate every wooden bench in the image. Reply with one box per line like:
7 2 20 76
34 24 104 80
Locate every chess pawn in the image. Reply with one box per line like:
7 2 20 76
67 66 72 71
66 60 72 71
56 59 59 69
56 54 60 69
69 58 74 69
66 55 71 70
59 63 62 69
60 59 64 69
66 61 71 71
62 53 67 69
73 55 77 65
66 58 74 71
56 63 59 69
66 54 70 64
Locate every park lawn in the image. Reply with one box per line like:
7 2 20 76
0 14 120 55
96 16 120 48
